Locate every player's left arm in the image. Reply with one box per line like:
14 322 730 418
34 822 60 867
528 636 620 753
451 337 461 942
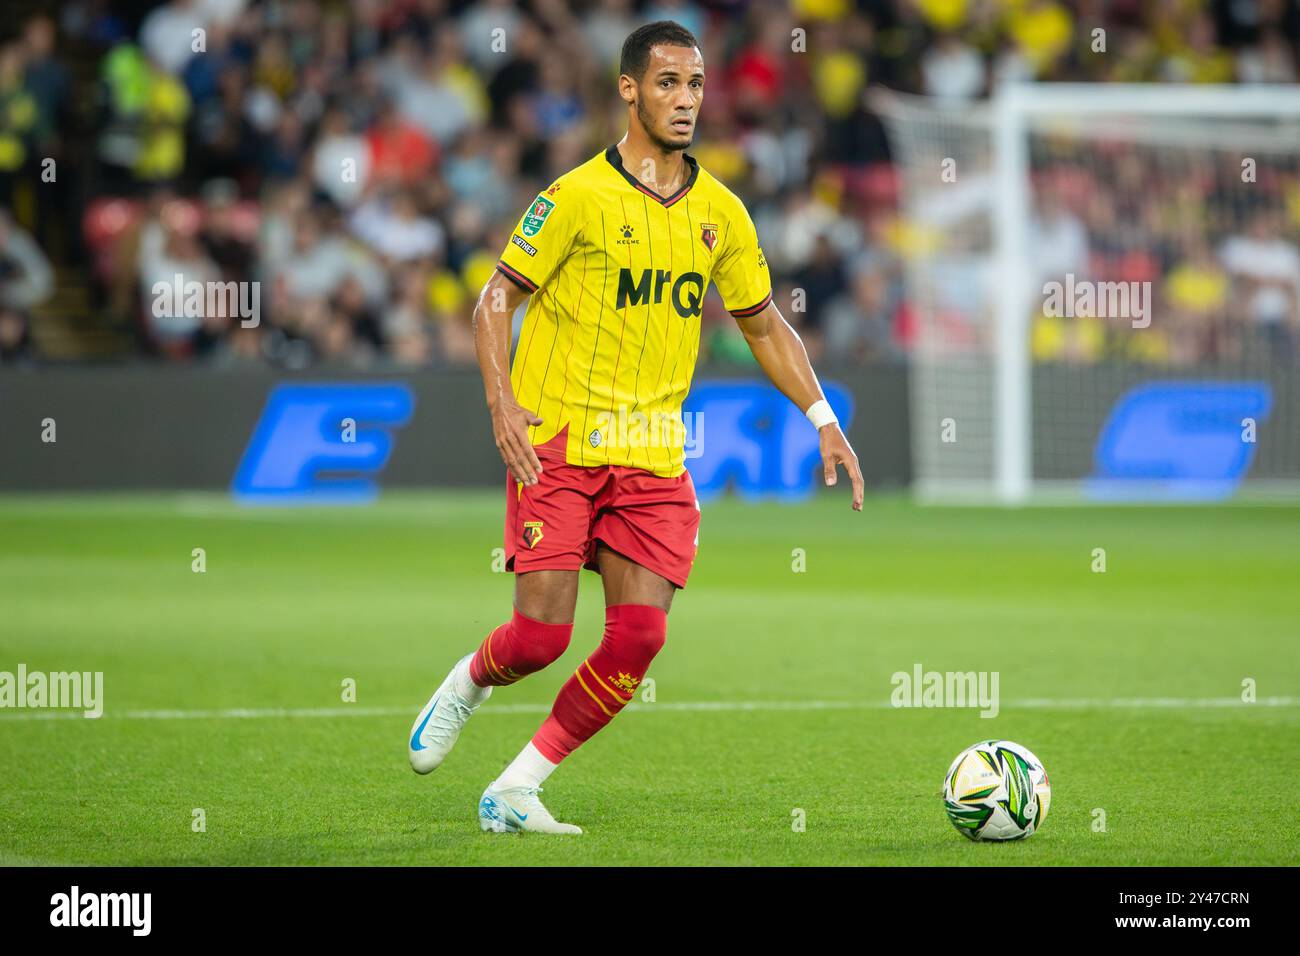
734 300 864 511
714 202 863 510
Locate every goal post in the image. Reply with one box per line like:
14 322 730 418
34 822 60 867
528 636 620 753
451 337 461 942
878 83 1300 504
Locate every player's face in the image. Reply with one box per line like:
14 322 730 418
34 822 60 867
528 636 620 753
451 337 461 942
631 44 704 152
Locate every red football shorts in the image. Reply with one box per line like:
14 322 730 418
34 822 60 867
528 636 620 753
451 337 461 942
504 429 701 588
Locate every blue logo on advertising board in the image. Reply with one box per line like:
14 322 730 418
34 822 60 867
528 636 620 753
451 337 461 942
683 381 854 501
1088 381 1272 501
233 384 415 503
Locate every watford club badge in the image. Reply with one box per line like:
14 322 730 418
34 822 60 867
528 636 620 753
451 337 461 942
700 222 718 252
523 521 544 549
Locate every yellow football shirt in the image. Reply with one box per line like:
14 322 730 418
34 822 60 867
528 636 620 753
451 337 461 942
496 145 772 477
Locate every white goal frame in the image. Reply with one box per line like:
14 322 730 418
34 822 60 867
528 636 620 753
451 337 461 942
991 83 1300 503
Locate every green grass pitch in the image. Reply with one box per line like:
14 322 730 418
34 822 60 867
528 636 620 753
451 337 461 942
1 492 1297 866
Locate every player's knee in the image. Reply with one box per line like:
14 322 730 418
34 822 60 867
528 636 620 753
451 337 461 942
511 610 573 671
605 604 668 662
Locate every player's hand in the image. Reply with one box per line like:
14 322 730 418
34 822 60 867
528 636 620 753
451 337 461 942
490 397 544 486
820 425 864 511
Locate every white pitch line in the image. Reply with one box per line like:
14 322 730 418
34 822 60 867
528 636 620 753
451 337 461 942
0 697 1296 722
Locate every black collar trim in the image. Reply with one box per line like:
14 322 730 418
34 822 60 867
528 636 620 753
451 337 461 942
604 144 699 208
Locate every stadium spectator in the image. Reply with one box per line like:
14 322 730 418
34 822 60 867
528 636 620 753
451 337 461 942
0 43 36 209
922 31 986 101
349 188 444 263
311 107 370 208
20 17 69 158
365 98 436 187
1164 238 1230 363
136 198 219 352
1236 27 1298 82
0 212 53 363
1219 208 1300 356
824 243 906 362
0 304 33 364
140 0 208 77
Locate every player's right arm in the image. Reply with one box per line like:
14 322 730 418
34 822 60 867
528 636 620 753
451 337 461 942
477 180 582 486
473 271 544 486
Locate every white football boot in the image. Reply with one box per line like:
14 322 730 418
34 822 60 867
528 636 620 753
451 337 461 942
408 654 490 774
478 784 583 835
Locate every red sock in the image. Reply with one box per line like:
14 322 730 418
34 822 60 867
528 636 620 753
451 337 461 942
469 609 573 687
531 604 667 762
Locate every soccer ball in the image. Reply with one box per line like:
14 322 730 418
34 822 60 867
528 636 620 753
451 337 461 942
942 740 1051 841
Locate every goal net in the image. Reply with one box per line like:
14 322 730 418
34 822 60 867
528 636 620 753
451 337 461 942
876 84 1300 503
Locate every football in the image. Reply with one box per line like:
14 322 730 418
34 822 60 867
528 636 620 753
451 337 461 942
943 740 1052 842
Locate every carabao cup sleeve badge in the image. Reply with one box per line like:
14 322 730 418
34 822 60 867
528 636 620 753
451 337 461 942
521 195 556 237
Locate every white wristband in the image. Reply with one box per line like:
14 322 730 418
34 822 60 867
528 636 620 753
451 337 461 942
805 399 838 430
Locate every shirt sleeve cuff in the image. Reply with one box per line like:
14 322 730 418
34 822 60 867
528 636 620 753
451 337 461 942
495 261 538 294
728 290 772 319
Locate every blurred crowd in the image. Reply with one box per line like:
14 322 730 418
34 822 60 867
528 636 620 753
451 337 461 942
0 0 1298 367
1026 141 1300 365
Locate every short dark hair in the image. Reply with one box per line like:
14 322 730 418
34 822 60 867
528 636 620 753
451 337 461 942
619 21 700 81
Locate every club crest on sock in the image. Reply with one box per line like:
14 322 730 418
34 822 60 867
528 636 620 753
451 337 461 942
610 671 640 694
